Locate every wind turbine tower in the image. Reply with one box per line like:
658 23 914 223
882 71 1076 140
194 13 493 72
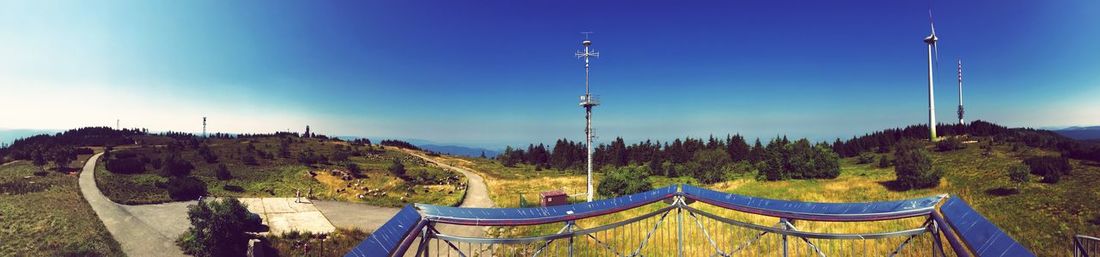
957 59 964 124
924 12 940 141
203 117 207 138
576 32 600 202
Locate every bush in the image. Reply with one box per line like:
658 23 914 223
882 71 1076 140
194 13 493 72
389 158 406 179
216 164 232 180
165 176 207 201
1008 164 1030 184
241 155 258 166
176 198 262 257
160 155 195 177
222 184 244 192
113 152 137 159
686 149 731 184
74 147 95 155
1023 156 1071 183
106 158 145 174
597 166 653 197
878 155 890 168
759 139 840 181
936 137 965 152
857 153 876 164
894 140 942 189
345 162 361 177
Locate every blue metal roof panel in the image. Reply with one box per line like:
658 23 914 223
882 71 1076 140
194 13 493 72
345 205 424 257
940 197 1035 257
415 185 677 225
681 184 945 221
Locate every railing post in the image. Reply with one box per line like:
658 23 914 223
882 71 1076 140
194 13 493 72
781 218 789 257
567 219 575 257
677 196 684 257
419 223 431 257
931 219 943 257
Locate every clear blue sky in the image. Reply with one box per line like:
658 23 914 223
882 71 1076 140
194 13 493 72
1 0 1098 149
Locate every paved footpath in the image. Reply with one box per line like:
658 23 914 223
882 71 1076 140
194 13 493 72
79 148 497 256
79 153 189 257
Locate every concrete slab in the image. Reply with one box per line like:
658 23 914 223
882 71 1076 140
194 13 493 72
266 211 336 235
238 197 335 235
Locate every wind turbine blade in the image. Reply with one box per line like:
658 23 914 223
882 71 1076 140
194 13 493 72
929 10 937 35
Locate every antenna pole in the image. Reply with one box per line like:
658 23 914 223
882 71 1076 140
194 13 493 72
957 59 964 124
576 32 599 202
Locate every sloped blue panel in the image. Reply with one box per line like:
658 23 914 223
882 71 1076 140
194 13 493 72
345 205 425 257
415 185 677 225
681 184 945 221
940 197 1035 257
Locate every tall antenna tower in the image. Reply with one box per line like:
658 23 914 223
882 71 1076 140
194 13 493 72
203 117 207 138
957 59 964 124
924 11 941 141
576 32 600 202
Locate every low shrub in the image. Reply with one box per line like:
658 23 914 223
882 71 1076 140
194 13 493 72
1008 164 1030 184
936 137 965 152
165 176 207 201
0 181 49 195
216 164 232 180
160 155 195 177
222 184 244 192
1024 156 1071 183
241 155 258 166
597 166 653 197
106 158 145 174
177 198 262 257
894 139 942 189
856 153 875 164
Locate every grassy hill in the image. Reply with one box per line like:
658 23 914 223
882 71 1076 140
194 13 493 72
94 136 466 207
0 158 124 256
458 139 1098 256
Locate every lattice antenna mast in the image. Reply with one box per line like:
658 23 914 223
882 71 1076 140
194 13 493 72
957 59 964 124
576 32 600 202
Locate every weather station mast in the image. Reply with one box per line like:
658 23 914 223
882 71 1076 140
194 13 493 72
576 32 600 202
957 59 964 124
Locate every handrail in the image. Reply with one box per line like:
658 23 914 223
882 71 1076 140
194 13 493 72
1077 234 1100 257
346 184 1039 257
681 184 947 221
414 185 677 226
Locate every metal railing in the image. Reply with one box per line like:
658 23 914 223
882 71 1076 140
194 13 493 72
1077 235 1100 257
349 185 1036 257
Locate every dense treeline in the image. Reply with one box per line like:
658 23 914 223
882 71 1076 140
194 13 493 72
830 121 1011 157
499 134 839 183
379 140 420 151
496 120 1100 184
831 120 1100 163
0 127 145 169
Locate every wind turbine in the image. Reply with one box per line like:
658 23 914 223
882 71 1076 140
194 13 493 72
924 11 940 141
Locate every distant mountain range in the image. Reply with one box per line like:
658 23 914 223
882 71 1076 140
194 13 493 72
401 139 498 157
418 144 499 158
1053 126 1100 140
334 136 499 158
0 129 60 146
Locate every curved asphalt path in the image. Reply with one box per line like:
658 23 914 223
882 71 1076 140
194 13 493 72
79 153 189 257
320 148 495 238
78 148 496 256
